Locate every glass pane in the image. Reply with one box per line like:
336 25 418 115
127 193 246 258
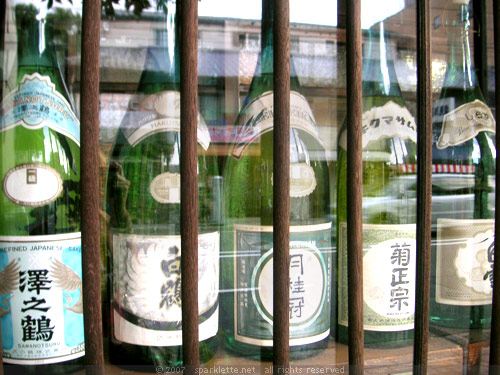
0 0 497 373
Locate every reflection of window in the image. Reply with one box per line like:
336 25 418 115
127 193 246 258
238 33 260 51
156 29 168 46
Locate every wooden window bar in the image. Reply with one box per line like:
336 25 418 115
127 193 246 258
273 0 291 370
180 0 201 370
80 0 104 374
413 0 432 374
345 0 364 374
1 0 500 374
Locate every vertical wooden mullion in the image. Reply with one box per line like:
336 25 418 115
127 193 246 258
180 0 200 370
80 0 104 373
413 0 432 374
273 0 290 369
489 0 500 373
345 0 364 373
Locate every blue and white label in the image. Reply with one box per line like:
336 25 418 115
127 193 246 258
0 233 85 365
0 73 80 146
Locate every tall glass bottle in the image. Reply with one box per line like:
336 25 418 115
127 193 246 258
336 22 418 346
430 0 495 329
106 1 219 368
0 5 84 375
221 0 332 360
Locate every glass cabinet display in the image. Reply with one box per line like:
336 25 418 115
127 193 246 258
0 0 498 373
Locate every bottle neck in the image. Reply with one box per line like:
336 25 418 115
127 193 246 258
253 0 300 95
18 16 59 69
260 0 274 76
138 1 179 91
443 3 476 90
362 22 402 98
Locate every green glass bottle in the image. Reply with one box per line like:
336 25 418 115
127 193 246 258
336 21 417 347
106 1 219 368
430 0 495 329
0 5 84 375
221 0 332 361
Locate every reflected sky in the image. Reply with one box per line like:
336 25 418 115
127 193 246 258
20 0 407 29
199 0 406 29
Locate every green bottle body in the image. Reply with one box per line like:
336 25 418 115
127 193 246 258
107 118 220 368
106 4 220 367
336 25 417 347
429 3 496 329
0 12 84 375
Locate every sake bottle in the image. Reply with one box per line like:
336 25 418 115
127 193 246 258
430 0 495 329
0 6 84 374
336 21 418 346
106 1 219 367
221 0 332 360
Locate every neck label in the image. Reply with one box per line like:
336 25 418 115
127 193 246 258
436 99 495 149
122 90 211 150
339 101 417 150
0 73 80 146
231 91 322 159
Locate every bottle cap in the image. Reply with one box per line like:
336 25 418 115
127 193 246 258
453 0 469 4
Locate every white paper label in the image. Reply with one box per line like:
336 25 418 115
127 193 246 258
122 90 211 150
339 101 417 150
3 163 63 207
338 223 416 331
112 231 219 346
0 233 85 365
436 99 495 149
436 218 494 305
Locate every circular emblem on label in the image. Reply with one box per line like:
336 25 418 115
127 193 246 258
271 163 317 198
2 163 63 207
290 163 317 197
150 172 181 204
152 91 179 117
455 229 494 296
252 243 326 329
